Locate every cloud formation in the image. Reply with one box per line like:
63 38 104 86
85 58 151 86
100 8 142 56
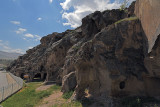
49 0 53 4
10 21 21 25
28 47 33 49
24 33 34 38
60 0 135 28
0 40 24 54
15 28 27 34
37 17 42 21
24 33 41 41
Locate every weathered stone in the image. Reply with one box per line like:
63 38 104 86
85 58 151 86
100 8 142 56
144 34 160 97
127 1 136 17
61 72 77 93
7 31 82 83
72 19 149 100
135 0 160 52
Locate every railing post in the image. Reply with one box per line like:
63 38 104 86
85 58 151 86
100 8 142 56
11 83 13 94
0 88 2 102
2 87 4 101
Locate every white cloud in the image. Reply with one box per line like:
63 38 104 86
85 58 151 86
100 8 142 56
0 40 24 54
15 28 27 34
37 17 42 21
24 33 34 38
28 47 33 49
10 21 21 25
49 0 53 3
35 35 42 41
24 33 41 41
60 0 135 28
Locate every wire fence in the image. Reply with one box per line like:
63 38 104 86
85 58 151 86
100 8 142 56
0 73 23 103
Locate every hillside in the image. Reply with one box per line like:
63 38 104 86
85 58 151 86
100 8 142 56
0 51 22 68
0 51 22 60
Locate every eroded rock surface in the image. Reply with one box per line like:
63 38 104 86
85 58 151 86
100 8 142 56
61 72 76 93
72 19 149 100
135 0 160 52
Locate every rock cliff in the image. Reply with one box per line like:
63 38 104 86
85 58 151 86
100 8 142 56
135 0 160 52
7 1 160 105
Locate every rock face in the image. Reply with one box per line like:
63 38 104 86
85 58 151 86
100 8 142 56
72 19 149 100
144 34 160 97
7 5 130 83
7 1 160 104
61 72 76 93
8 31 82 83
135 0 160 52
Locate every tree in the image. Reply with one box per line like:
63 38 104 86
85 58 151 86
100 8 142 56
120 0 129 10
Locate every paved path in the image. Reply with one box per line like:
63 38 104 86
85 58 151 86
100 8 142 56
0 71 9 88
0 71 17 88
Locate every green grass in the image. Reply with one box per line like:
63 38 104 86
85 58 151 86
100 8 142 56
1 82 61 107
114 17 138 25
62 91 74 99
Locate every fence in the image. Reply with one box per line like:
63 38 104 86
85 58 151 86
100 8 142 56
0 73 23 103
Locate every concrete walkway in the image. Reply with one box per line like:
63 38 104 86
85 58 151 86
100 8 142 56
0 71 9 88
0 71 23 103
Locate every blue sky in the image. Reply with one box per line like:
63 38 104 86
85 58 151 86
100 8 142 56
0 0 134 54
0 0 71 54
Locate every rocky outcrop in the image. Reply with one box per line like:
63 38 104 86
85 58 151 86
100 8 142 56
7 1 160 105
72 19 149 100
144 34 160 97
135 0 160 98
135 0 160 52
61 72 76 93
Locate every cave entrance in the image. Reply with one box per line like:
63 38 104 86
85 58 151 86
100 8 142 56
43 73 47 81
20 73 25 79
33 73 42 82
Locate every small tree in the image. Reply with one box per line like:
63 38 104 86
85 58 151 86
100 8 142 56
120 0 129 10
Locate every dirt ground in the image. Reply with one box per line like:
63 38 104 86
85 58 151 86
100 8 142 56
36 84 53 91
37 91 65 107
35 84 69 107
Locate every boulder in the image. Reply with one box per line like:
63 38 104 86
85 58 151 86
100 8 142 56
135 0 160 52
61 72 77 93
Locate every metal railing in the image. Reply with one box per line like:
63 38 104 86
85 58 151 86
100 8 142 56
0 73 23 103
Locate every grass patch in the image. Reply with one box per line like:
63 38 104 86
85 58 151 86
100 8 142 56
50 85 61 91
114 17 138 25
1 82 61 107
62 91 74 99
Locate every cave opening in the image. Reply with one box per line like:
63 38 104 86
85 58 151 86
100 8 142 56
20 73 25 79
43 73 47 81
33 73 42 82
120 81 125 89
